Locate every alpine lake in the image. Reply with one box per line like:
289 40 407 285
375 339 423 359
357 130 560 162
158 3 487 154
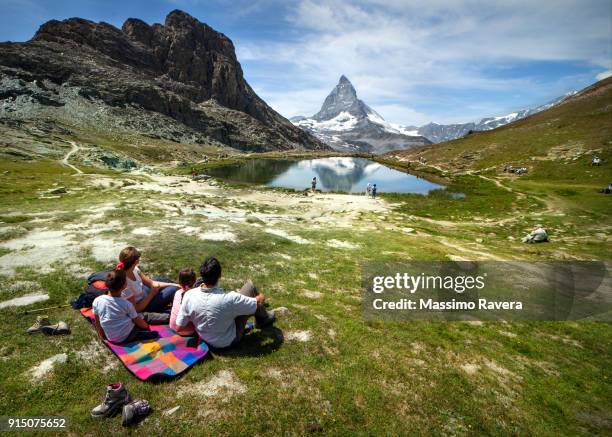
205 156 464 196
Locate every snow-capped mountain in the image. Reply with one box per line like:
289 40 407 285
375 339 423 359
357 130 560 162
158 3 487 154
411 91 577 143
291 76 431 154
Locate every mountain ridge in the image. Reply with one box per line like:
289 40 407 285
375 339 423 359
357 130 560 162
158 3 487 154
384 76 612 174
411 91 578 143
0 10 327 154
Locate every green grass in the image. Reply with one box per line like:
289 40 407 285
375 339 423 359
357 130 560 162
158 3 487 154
382 174 532 220
0 132 610 435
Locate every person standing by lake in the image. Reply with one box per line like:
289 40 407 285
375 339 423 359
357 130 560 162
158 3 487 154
311 177 317 192
371 184 377 199
366 182 371 196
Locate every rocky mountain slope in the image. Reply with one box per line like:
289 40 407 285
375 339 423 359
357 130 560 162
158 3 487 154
385 77 612 174
0 10 326 155
291 76 431 154
413 92 577 143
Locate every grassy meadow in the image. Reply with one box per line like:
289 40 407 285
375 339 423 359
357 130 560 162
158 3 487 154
0 146 610 436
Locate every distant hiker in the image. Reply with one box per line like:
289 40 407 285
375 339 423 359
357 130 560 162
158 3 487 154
371 184 377 199
522 225 548 244
600 182 612 194
175 257 276 348
592 156 601 166
366 182 372 196
117 246 179 313
311 177 317 192
92 268 158 344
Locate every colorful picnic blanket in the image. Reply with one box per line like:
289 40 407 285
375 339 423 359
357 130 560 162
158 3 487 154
80 308 208 381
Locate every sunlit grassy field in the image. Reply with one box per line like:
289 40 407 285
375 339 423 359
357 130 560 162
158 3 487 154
0 153 610 435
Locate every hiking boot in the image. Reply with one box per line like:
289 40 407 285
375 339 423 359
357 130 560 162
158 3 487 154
27 315 51 334
91 383 132 418
121 399 151 427
41 321 70 336
255 313 276 329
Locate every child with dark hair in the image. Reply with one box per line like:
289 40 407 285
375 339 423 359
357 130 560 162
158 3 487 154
92 269 158 344
176 256 276 348
169 268 197 335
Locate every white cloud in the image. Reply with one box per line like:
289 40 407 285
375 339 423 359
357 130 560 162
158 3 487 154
596 70 612 81
237 0 612 124
371 104 431 126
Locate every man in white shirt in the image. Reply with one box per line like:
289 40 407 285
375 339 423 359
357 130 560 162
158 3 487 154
176 257 275 348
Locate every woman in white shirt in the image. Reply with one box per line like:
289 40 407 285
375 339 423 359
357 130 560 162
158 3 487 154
118 246 179 313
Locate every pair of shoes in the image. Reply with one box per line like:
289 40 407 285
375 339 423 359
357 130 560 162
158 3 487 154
26 315 71 335
255 312 276 329
91 383 151 427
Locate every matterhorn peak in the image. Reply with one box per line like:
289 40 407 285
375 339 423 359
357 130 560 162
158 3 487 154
313 75 364 121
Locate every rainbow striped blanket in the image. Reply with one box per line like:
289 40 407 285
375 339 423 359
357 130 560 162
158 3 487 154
80 308 208 381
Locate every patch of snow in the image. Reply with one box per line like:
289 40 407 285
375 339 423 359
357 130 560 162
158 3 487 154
285 330 312 342
0 292 49 309
132 227 157 236
366 111 421 136
180 225 237 242
199 229 237 242
178 370 246 400
296 111 359 132
87 237 127 263
0 229 79 274
29 353 68 379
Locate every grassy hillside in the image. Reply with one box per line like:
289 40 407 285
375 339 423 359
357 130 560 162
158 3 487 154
0 159 610 435
387 77 612 181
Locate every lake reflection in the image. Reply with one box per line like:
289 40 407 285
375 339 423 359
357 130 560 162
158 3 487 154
205 157 447 194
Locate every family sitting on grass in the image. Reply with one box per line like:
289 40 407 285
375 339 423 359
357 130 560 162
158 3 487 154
92 246 276 348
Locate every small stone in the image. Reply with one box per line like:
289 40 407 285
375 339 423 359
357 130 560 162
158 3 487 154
48 187 67 194
475 238 483 243
273 306 290 316
163 406 180 416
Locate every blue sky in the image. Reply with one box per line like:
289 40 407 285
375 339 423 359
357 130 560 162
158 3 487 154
1 0 611 125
